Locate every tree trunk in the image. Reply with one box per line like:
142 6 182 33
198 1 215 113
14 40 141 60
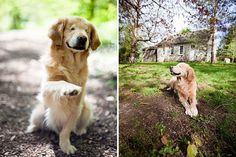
210 29 217 64
130 20 139 63
130 38 137 63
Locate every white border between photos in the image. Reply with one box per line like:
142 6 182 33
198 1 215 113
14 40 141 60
116 0 119 156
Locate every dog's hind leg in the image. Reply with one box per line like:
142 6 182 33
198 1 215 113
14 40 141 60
26 103 45 133
74 101 93 136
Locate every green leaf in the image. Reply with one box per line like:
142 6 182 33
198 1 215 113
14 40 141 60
187 143 198 157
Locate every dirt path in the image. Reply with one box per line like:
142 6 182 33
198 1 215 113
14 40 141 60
0 30 117 157
119 89 231 156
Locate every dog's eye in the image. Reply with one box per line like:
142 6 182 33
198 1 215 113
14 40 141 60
70 27 75 31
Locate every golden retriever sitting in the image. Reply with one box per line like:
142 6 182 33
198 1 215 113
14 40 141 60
168 63 198 117
26 17 100 154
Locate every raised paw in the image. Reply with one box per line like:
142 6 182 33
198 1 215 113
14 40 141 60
64 89 79 96
62 84 82 97
60 143 77 154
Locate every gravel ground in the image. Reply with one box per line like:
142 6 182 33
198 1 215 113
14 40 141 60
0 30 117 157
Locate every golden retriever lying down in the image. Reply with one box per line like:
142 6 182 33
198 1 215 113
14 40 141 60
26 17 100 154
168 63 198 117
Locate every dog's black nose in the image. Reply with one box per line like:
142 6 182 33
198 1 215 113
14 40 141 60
76 36 87 50
77 36 87 43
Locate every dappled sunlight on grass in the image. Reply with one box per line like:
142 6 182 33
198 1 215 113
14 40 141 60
119 63 173 96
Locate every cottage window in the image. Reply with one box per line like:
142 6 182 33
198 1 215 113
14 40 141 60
171 47 174 55
180 46 183 55
191 45 195 49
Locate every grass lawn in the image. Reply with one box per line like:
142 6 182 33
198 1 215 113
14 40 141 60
119 62 236 156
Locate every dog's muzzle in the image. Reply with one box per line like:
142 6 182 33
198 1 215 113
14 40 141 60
170 66 181 75
67 35 87 51
75 36 87 50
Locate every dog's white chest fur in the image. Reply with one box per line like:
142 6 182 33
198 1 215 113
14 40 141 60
45 106 69 133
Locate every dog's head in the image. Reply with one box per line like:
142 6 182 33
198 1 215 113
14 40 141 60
169 63 195 81
48 17 101 52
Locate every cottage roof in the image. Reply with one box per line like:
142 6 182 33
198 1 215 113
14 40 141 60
143 29 211 51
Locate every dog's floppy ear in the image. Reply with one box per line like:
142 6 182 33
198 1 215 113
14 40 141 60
89 24 101 50
48 18 67 46
186 67 195 82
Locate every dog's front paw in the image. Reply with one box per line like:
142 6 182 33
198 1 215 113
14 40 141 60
185 109 193 117
60 143 77 154
61 84 82 97
26 125 37 133
190 107 198 117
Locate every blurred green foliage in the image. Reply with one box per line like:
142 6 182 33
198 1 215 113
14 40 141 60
218 24 236 62
0 0 117 44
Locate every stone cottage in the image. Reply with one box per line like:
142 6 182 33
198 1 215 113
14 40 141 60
142 30 212 62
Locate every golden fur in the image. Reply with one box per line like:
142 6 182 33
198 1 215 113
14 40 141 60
26 17 101 154
168 63 198 117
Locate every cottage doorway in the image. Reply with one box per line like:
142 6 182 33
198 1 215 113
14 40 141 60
189 50 195 61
